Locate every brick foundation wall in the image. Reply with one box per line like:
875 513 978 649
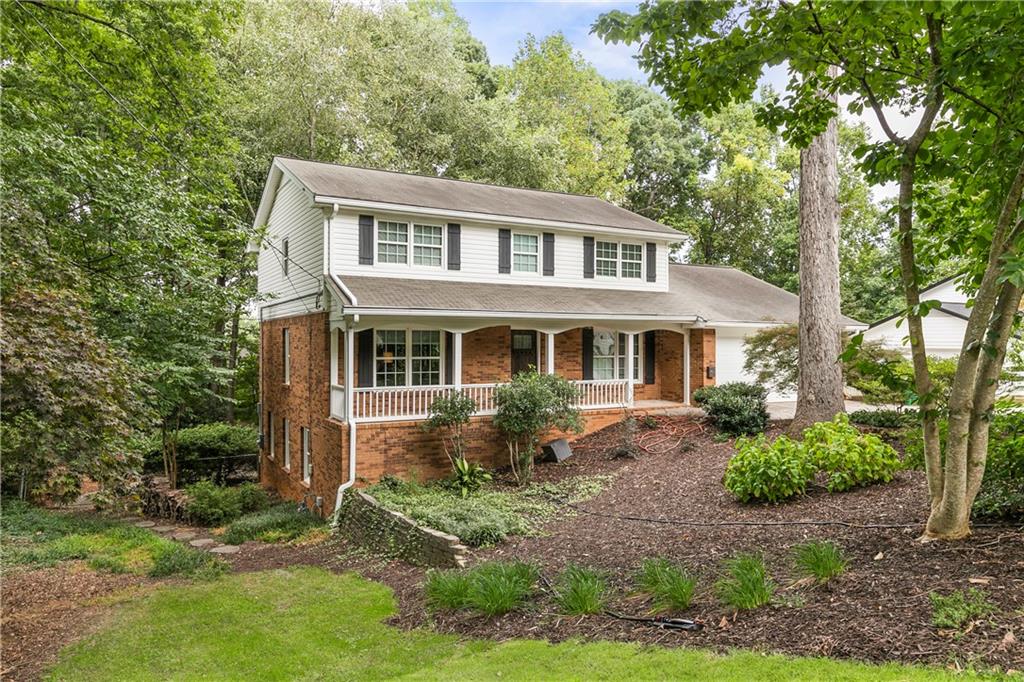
689 328 716 401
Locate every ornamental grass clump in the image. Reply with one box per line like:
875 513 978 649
716 554 775 610
636 558 697 612
424 570 472 610
425 561 539 616
554 565 608 615
792 541 847 583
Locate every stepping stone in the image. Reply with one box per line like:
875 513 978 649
210 545 240 554
153 525 175 532
172 531 196 541
134 521 156 528
189 538 216 548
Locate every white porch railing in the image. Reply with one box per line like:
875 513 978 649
345 379 628 423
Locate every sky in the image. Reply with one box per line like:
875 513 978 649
454 1 916 199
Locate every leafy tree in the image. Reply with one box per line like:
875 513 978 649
596 0 1024 539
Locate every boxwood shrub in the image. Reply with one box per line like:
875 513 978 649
693 382 769 436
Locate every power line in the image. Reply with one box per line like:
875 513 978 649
263 239 323 287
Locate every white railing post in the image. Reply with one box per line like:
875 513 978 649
625 333 635 406
546 332 555 375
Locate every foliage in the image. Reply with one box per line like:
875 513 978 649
716 554 775 610
848 409 918 429
144 423 259 485
222 503 324 545
802 415 901 493
693 382 769 436
724 435 816 503
423 392 487 496
446 457 493 498
493 371 582 484
792 541 847 584
425 561 538 616
1 500 223 578
554 565 608 615
929 589 996 629
635 558 697 612
184 481 270 527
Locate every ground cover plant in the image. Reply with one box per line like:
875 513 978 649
2 500 224 579
792 541 847 584
716 554 775 610
48 566 979 681
848 409 918 429
184 480 270 526
929 589 996 630
693 382 769 436
425 561 539 616
635 558 697 612
554 565 608 615
222 502 325 545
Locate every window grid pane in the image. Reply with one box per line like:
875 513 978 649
621 244 642 279
378 221 409 264
411 330 442 386
375 330 407 386
512 234 539 272
596 241 617 277
593 330 616 380
413 224 443 266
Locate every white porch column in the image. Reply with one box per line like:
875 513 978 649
453 332 463 390
344 325 355 422
625 332 635 406
546 332 555 374
683 328 691 405
330 327 339 386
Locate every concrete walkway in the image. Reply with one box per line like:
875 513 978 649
765 400 876 420
133 520 239 553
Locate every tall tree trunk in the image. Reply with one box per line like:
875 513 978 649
789 85 844 434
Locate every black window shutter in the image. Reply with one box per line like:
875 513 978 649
358 215 374 265
444 331 454 384
583 237 595 279
498 229 511 273
646 242 657 282
582 327 594 380
447 223 461 271
542 232 555 276
644 331 656 384
357 329 374 387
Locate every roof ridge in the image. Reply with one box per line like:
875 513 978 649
275 155 612 203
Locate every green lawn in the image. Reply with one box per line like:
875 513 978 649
50 566 976 681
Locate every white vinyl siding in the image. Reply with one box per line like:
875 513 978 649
256 178 324 320
330 209 670 292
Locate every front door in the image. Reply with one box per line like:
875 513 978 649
510 330 537 376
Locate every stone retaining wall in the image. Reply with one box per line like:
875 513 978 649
336 491 469 569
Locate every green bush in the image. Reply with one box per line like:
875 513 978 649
802 415 900 492
724 434 815 503
693 382 769 436
555 565 607 615
929 589 995 629
185 481 271 527
848 408 918 429
423 392 487 497
716 554 775 610
636 558 697 612
792 541 847 583
145 423 259 485
425 561 538 616
222 503 323 544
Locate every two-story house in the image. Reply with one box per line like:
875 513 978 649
251 157 858 515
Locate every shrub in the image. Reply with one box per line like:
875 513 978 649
693 382 769 436
972 410 1024 520
792 541 847 583
423 392 486 496
445 457 492 498
493 371 582 484
929 589 995 629
636 558 697 612
145 423 259 485
555 565 607 615
426 561 538 616
716 554 775 609
185 481 270 527
802 415 900 492
723 434 815 503
149 542 228 579
848 408 918 429
222 503 324 544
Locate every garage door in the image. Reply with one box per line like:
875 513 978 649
713 327 795 402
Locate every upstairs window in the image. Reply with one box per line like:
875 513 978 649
621 244 643 279
378 221 408 263
512 233 538 273
413 224 443 266
596 241 618 277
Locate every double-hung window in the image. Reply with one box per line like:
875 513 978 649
413 224 442 266
592 330 642 381
378 221 408 264
596 241 618 277
512 233 538 273
621 244 643 279
411 331 442 385
282 328 291 385
374 330 407 387
282 418 291 470
301 427 311 483
374 329 444 387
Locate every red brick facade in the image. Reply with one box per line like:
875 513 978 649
260 314 715 515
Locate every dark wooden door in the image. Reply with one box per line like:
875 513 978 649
510 330 537 376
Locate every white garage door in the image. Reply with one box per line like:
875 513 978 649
713 327 795 402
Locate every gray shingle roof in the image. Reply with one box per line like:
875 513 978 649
277 157 678 236
337 263 863 326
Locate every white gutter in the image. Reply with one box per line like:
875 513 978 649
340 307 702 322
312 195 679 242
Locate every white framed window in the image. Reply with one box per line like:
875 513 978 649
617 333 642 381
411 330 442 386
413 224 443 266
282 418 291 470
596 241 618 277
621 244 643 279
375 330 407 387
378 220 408 264
301 427 311 483
282 237 289 276
267 410 274 459
593 330 643 382
512 233 539 273
282 328 291 385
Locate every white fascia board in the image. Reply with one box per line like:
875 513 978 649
343 306 700 322
312 195 678 243
708 320 869 331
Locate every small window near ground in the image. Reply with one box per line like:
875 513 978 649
411 330 442 386
301 427 311 483
378 221 408 264
621 244 643 279
375 330 407 386
512 233 539 273
596 241 618 277
282 328 291 385
282 418 290 470
413 224 443 266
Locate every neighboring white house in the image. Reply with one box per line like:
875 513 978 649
863 277 969 358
